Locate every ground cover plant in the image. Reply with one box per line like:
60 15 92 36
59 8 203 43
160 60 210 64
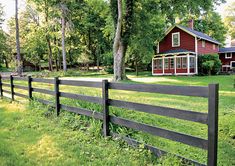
0 71 234 165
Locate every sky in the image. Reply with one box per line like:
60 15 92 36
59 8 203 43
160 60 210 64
0 0 26 32
0 0 234 45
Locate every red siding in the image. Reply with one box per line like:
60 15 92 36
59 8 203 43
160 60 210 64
159 27 195 53
219 53 235 66
153 69 163 74
197 40 219 54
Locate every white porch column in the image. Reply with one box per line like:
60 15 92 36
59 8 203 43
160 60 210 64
174 55 177 75
195 54 198 74
187 54 190 74
152 58 154 75
162 56 165 75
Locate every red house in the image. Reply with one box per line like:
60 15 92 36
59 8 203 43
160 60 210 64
219 47 235 72
152 22 222 75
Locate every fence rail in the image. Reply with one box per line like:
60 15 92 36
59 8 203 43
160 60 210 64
0 75 219 166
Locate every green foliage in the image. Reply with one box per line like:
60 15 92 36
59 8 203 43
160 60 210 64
198 54 222 75
224 1 235 38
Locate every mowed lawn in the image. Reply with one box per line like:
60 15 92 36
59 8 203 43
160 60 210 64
0 72 234 165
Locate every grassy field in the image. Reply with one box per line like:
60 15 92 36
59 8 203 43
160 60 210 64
0 71 234 165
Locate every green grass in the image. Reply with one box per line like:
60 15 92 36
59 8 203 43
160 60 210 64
1 99 178 166
1 71 234 165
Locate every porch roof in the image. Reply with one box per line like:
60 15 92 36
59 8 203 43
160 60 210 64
155 49 195 57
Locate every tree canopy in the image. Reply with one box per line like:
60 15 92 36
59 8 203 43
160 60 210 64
0 0 228 78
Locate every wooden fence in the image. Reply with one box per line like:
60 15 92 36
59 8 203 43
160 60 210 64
0 75 219 166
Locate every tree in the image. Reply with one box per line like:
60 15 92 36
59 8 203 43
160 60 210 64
111 0 224 81
223 2 235 39
60 2 68 71
15 0 22 75
111 0 134 81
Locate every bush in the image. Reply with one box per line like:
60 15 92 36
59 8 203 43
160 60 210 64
198 54 221 75
104 66 114 74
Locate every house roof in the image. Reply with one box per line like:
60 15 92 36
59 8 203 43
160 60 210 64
178 25 221 45
219 47 235 53
163 25 221 45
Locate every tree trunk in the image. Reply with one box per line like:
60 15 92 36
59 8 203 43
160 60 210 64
61 4 67 71
46 36 53 71
15 0 22 76
44 2 53 71
4 56 8 68
135 59 138 76
113 0 125 81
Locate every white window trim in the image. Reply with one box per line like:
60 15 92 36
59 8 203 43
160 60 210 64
225 53 232 59
231 61 235 69
202 40 206 48
213 44 215 50
172 32 180 47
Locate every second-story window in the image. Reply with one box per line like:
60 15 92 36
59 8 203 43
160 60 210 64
225 53 232 59
172 32 180 47
202 40 206 47
213 44 216 50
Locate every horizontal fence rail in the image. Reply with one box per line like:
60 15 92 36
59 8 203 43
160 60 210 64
108 99 208 124
0 75 219 166
109 82 209 98
60 79 102 88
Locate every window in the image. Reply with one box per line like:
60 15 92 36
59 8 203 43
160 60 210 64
157 59 163 69
177 58 181 69
213 44 216 50
225 53 232 59
153 59 157 69
170 58 174 69
153 59 163 70
190 57 195 68
231 61 235 68
202 40 206 47
164 58 169 69
182 57 187 69
172 32 180 47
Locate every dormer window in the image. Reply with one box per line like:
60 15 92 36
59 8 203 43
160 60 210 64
202 40 206 47
172 32 180 47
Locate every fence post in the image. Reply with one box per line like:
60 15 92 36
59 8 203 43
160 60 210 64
102 79 109 137
0 75 2 98
10 75 14 101
54 77 60 116
28 76 32 100
207 84 219 166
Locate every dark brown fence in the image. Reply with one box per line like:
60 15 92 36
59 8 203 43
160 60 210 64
0 75 219 166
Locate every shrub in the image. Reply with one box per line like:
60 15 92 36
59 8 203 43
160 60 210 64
198 54 221 75
104 66 114 74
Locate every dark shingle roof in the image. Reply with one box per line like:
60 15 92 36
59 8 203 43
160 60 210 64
160 49 193 54
177 25 221 45
219 47 235 53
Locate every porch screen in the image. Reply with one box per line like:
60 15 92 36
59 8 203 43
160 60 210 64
153 59 162 69
190 57 195 68
170 58 174 69
182 57 187 68
165 58 169 69
177 58 181 68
